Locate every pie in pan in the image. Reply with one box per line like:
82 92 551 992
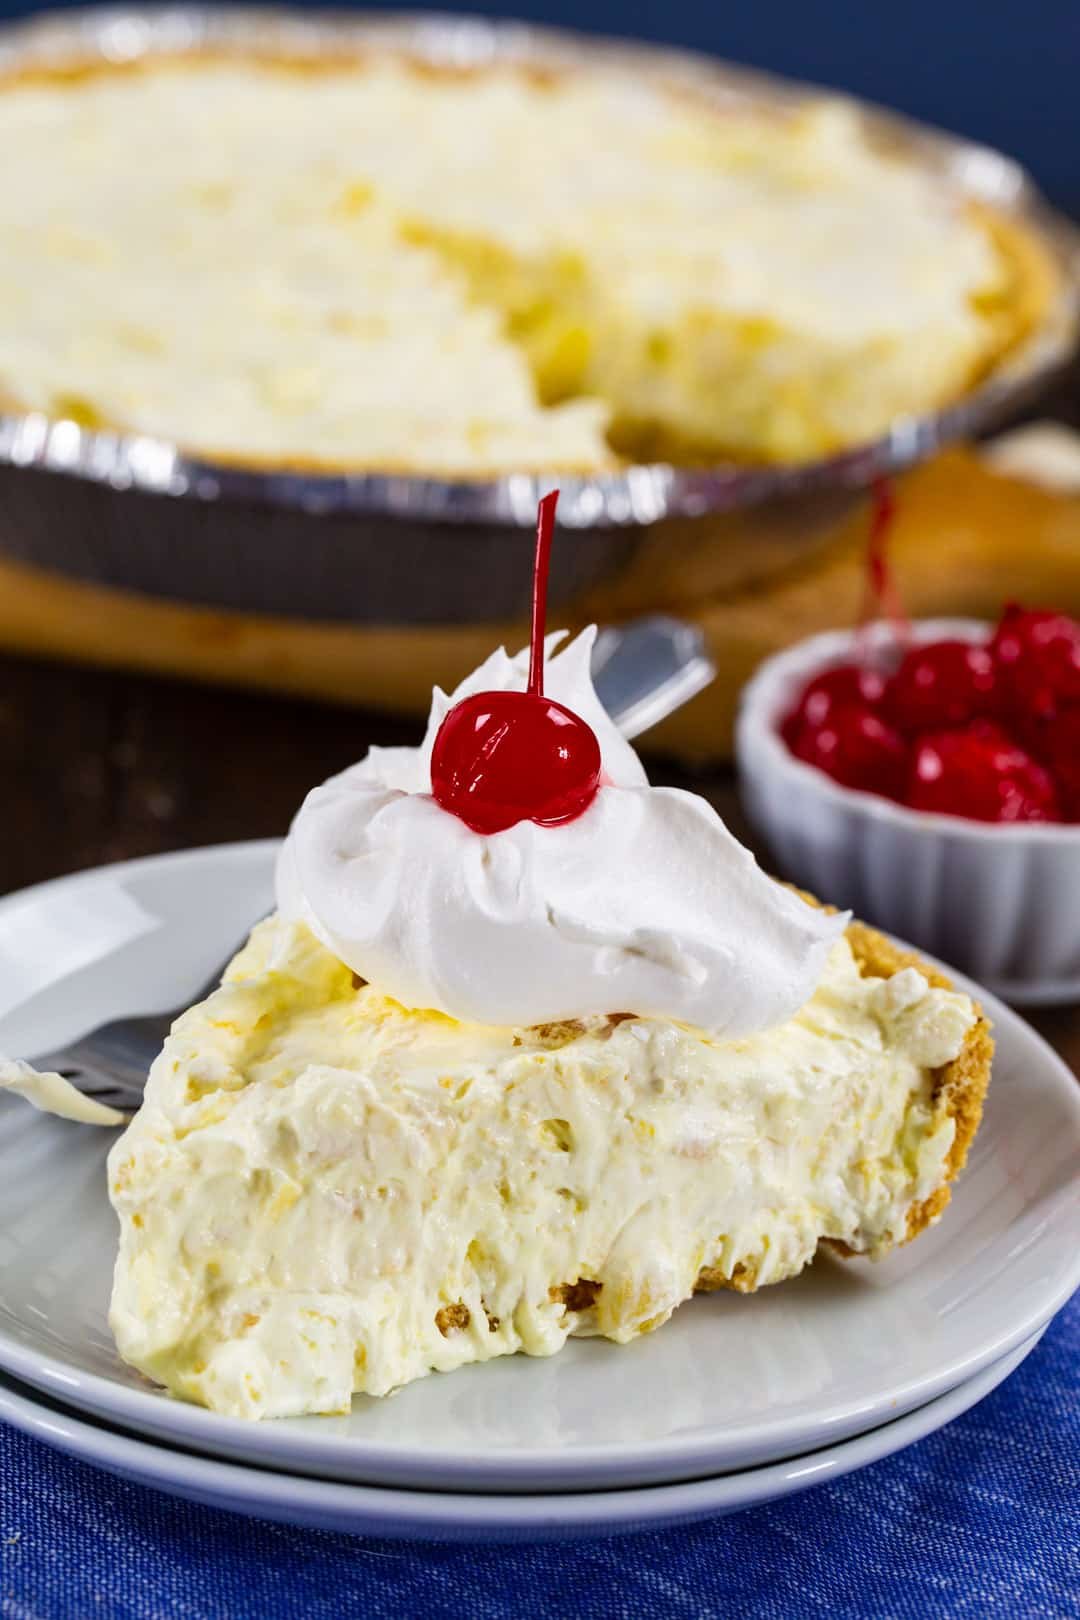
0 50 1056 476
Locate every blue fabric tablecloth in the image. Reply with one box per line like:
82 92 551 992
2 1291 1077 1620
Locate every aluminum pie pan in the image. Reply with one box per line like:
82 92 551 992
1 6 1078 534
0 12 1078 626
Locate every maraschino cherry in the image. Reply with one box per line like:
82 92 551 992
430 491 602 835
1023 705 1080 821
781 664 888 746
885 640 997 733
789 703 908 799
781 482 897 747
906 723 1060 823
990 604 1080 718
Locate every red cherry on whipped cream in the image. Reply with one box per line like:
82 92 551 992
430 491 602 834
906 723 1060 823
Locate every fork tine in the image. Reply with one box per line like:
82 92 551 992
19 925 259 1120
75 1078 135 1099
27 1064 145 1108
80 1081 145 1108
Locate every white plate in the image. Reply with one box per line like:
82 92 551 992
0 843 1078 1494
0 1334 1042 1542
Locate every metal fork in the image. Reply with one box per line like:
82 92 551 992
25 616 714 1113
26 956 239 1114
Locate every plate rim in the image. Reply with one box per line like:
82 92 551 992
0 1332 1044 1541
0 840 1078 1492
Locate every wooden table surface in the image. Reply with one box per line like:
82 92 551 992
2 644 1078 1073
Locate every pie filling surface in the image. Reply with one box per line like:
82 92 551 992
0 54 1049 474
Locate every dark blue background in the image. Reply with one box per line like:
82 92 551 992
2 1 1079 211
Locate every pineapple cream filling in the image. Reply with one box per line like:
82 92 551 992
107 918 974 1420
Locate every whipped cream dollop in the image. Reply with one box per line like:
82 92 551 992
277 629 845 1034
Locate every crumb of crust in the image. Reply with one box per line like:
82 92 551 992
551 1279 602 1312
525 1014 637 1049
435 1302 471 1336
692 901 994 1293
695 1258 759 1296
530 1019 587 1049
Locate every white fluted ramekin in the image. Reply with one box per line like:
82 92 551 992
736 619 1080 1004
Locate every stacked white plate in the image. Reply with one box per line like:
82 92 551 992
1 844 1077 1542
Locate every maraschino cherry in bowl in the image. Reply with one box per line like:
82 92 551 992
736 609 1080 1004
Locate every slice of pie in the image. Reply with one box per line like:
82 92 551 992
107 908 991 1420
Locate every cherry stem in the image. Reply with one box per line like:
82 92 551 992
857 476 908 657
528 489 560 698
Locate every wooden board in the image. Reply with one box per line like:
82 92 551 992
1 448 1077 762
